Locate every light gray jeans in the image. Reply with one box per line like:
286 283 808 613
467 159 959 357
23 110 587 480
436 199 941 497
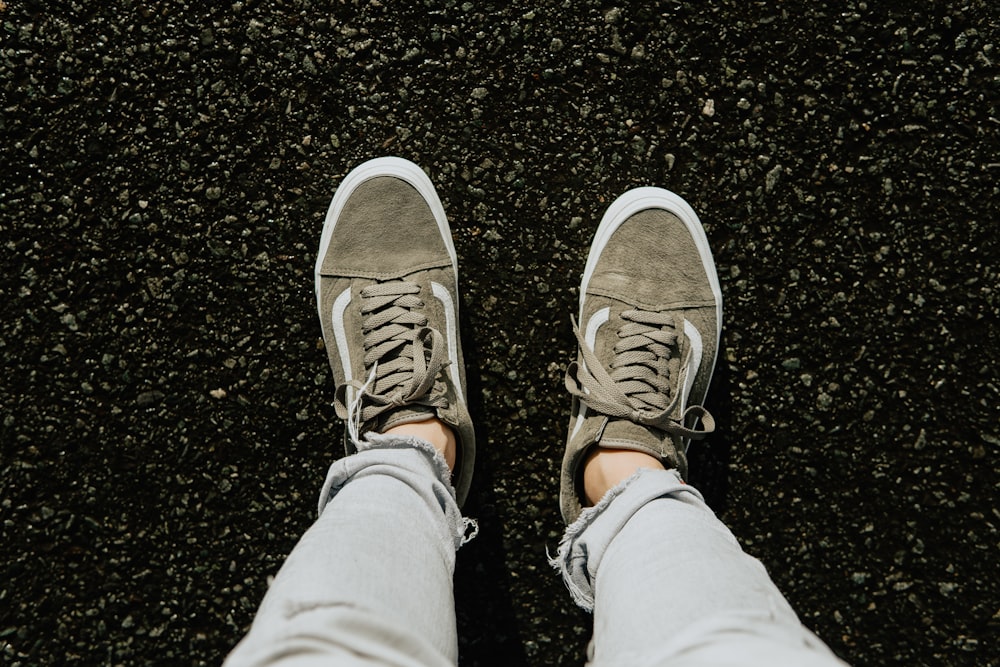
224 435 849 666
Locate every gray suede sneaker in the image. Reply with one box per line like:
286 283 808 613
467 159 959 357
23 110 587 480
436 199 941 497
315 157 475 506
560 188 723 524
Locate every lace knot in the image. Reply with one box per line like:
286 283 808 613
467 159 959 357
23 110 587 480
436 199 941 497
567 309 713 440
335 281 450 439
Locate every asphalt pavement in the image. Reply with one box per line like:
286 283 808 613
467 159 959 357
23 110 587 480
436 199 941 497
2 2 998 665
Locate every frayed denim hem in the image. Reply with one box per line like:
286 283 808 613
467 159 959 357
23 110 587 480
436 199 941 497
361 433 456 494
551 467 697 612
316 433 477 550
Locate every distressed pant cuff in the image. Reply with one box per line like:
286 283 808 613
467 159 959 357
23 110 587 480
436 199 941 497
317 433 476 550
551 467 704 611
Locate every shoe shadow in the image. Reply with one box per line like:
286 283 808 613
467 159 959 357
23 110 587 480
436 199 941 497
453 308 531 667
687 340 732 514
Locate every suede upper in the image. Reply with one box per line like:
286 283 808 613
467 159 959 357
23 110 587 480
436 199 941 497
315 162 476 507
561 194 721 524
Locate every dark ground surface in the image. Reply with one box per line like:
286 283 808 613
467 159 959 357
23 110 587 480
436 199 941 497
3 1 999 665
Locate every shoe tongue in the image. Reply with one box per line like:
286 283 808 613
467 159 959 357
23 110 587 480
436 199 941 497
600 418 681 462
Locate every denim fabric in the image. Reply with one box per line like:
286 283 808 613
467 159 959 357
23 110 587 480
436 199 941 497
226 443 848 667
555 468 849 667
223 434 471 667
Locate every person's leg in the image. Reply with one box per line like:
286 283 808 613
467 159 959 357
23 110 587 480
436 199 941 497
561 453 848 666
224 433 469 667
225 158 478 666
556 189 848 665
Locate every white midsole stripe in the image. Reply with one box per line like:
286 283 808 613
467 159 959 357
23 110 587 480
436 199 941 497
332 287 355 409
431 280 464 405
570 306 610 441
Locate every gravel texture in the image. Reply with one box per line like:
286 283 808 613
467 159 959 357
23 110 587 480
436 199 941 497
2 1 998 665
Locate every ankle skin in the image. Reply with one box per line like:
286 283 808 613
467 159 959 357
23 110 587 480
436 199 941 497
384 419 457 471
582 448 665 506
